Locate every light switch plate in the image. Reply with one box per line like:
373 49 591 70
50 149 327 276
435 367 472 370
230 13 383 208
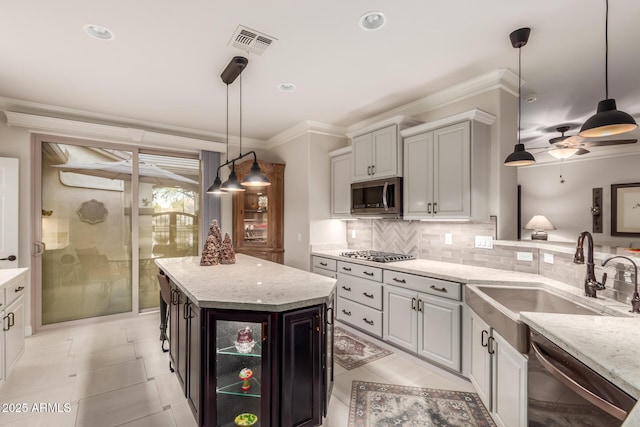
517 252 534 262
351 230 356 238
474 236 493 249
445 233 453 245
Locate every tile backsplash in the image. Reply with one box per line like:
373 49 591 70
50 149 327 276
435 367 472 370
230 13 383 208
346 219 636 305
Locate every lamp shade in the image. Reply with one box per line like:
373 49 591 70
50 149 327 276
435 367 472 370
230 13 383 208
504 143 536 166
579 99 638 137
548 147 579 159
524 215 555 230
206 175 226 194
241 161 271 187
220 169 245 192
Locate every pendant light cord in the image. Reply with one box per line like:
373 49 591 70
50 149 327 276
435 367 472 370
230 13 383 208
239 74 243 157
605 0 609 99
518 44 522 144
225 84 229 163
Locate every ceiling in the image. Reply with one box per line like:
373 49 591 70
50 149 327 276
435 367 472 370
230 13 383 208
2 1 639 159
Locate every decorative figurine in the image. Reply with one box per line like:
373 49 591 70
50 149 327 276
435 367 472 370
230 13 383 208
200 220 223 266
239 368 253 391
234 326 255 353
219 232 236 264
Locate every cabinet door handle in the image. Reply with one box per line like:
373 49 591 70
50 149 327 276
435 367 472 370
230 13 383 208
319 262 328 267
315 314 321 332
8 312 14 328
481 330 489 347
363 292 374 299
262 322 267 342
341 285 352 292
487 336 496 355
362 318 374 326
427 203 432 214
183 300 190 319
363 271 374 276
341 309 351 316
371 165 376 175
367 165 371 175
326 307 334 325
0 255 16 261
393 277 406 284
342 266 352 271
433 202 438 214
15 286 25 293
411 297 417 310
418 299 423 312
430 285 448 293
2 315 9 331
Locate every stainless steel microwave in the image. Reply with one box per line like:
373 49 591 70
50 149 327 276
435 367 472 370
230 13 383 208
351 177 402 217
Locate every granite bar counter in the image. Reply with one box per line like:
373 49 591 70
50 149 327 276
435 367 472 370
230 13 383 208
155 254 336 427
156 254 336 311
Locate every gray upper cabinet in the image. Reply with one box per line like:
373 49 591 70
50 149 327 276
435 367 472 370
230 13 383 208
347 116 422 183
402 110 496 220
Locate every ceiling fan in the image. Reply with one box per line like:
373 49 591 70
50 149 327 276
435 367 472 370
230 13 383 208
529 125 637 159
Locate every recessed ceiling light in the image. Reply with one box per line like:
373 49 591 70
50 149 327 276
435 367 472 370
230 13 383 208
83 24 115 40
359 11 386 31
278 83 296 92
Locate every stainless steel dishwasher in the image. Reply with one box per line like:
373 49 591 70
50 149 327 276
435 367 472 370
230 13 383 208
528 329 636 426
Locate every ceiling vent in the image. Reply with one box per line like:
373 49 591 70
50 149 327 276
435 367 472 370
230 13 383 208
228 25 277 55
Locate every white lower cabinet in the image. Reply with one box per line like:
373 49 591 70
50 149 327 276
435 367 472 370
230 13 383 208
3 295 24 377
384 283 461 372
311 256 337 279
336 262 383 337
469 310 527 427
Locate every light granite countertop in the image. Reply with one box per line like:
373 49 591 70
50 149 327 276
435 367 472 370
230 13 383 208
156 254 335 312
0 267 28 288
313 250 640 424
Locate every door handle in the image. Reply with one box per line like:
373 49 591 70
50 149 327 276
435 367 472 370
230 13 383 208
433 202 438 214
363 271 374 276
430 285 448 293
392 277 406 283
319 262 328 267
382 181 389 211
8 312 15 328
0 255 16 261
34 241 45 257
487 336 496 354
411 297 417 310
341 285 352 292
427 203 432 214
363 292 374 299
417 299 423 312
2 315 9 331
326 307 333 325
481 330 489 347
367 165 372 175
15 286 25 293
342 266 352 271
341 309 351 316
362 318 374 326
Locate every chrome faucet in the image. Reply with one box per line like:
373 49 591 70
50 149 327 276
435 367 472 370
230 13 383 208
573 231 605 298
602 255 640 313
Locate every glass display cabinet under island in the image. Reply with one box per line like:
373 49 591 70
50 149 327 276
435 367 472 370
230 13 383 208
155 255 336 427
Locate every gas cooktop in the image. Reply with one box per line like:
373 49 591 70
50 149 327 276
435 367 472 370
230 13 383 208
339 250 415 263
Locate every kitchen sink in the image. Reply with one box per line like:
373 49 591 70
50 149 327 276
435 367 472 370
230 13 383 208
465 285 605 353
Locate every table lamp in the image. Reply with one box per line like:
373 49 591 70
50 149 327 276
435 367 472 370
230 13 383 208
524 215 555 240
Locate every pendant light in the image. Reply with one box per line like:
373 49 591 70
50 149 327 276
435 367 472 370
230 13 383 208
579 0 637 137
209 56 271 195
504 27 536 167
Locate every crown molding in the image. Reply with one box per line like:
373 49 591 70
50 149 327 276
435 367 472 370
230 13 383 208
266 120 347 149
345 115 423 138
3 111 229 152
0 96 267 151
329 146 352 157
400 109 497 138
347 69 519 133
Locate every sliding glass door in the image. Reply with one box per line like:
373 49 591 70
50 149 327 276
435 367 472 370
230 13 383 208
38 138 200 325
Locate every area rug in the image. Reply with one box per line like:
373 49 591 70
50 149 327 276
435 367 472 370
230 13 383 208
334 326 392 370
349 381 496 427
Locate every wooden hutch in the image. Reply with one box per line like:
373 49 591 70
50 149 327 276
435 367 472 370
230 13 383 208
232 159 285 264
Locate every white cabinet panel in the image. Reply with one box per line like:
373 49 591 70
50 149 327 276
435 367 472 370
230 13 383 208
404 132 432 216
418 294 461 371
469 310 492 409
370 126 397 178
330 153 352 218
433 122 471 217
352 134 373 182
492 330 528 427
3 295 24 378
383 285 417 351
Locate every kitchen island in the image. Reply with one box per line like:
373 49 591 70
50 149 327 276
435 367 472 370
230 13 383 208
156 255 336 427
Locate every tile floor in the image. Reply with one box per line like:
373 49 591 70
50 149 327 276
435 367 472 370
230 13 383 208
0 312 476 427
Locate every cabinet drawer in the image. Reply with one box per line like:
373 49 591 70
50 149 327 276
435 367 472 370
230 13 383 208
5 273 27 306
312 256 337 272
312 266 337 279
337 261 382 282
337 273 383 310
337 297 382 338
383 270 461 301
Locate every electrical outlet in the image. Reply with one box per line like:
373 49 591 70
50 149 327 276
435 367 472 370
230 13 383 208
351 230 356 239
445 233 453 245
474 236 493 249
517 252 534 262
543 253 554 264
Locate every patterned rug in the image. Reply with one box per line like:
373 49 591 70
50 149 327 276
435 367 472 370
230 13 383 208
334 326 392 370
349 381 496 427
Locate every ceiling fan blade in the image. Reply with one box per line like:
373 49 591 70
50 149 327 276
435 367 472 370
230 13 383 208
579 139 637 147
558 135 585 147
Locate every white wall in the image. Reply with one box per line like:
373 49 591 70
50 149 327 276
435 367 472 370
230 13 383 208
518 153 640 245
0 118 33 333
